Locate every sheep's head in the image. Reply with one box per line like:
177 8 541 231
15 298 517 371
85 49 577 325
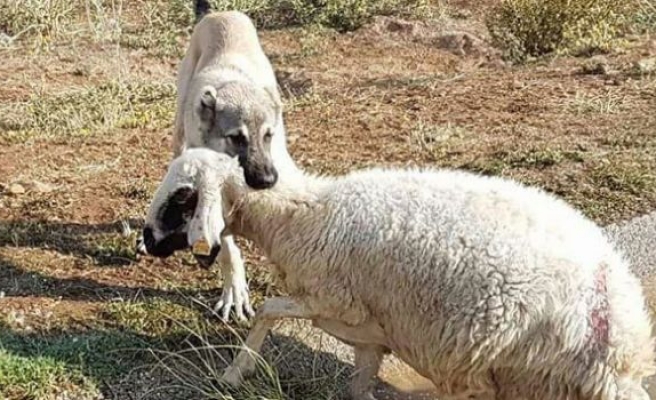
195 81 282 190
138 149 238 269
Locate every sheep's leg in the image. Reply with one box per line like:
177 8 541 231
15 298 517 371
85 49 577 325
312 319 388 400
221 297 312 387
213 235 254 322
351 344 385 400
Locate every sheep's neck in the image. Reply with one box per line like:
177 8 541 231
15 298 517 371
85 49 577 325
226 174 326 260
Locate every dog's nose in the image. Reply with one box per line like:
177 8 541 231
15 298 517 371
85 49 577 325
245 167 278 190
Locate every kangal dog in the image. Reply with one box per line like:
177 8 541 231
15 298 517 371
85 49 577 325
138 1 299 321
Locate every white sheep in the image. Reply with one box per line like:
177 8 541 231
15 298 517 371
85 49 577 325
138 2 302 321
141 148 655 400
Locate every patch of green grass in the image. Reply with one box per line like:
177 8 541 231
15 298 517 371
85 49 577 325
0 80 175 143
592 161 655 195
89 233 138 266
0 347 97 400
105 298 216 337
504 148 585 169
0 327 153 400
0 0 124 49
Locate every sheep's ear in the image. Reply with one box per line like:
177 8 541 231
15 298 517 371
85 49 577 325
187 196 225 269
197 85 217 126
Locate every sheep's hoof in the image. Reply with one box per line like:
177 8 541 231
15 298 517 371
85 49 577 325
220 365 244 388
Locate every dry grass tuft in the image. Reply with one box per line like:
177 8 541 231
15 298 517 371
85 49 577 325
565 90 626 115
0 80 175 144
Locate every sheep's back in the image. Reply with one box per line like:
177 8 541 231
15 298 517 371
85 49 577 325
299 168 634 382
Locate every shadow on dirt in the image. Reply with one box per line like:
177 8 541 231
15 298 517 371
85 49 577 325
0 318 404 400
0 219 144 267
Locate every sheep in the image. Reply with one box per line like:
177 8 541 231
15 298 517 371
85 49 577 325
140 147 655 400
137 1 302 321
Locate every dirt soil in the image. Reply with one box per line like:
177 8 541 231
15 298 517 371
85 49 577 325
1 2 656 399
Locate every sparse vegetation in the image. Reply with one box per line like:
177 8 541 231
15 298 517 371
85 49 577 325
0 81 175 143
0 0 78 43
0 347 98 400
0 327 154 400
566 90 626 114
410 121 471 160
486 0 635 62
105 298 214 337
632 0 656 33
1 0 656 398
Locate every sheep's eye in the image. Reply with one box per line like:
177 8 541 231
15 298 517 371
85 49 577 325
227 130 247 146
263 129 273 142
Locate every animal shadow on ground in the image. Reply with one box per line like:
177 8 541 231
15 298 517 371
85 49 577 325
0 219 143 267
0 219 228 314
0 316 423 400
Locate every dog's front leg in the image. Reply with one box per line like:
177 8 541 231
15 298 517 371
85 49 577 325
214 234 255 322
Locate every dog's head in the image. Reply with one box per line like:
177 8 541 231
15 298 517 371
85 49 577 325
139 149 238 268
195 81 282 190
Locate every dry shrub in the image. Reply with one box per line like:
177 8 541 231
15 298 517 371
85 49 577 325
486 0 633 62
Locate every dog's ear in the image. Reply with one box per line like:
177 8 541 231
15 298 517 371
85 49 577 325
197 85 217 126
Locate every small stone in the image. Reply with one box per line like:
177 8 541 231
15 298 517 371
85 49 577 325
0 32 13 47
511 80 524 90
7 183 25 195
31 180 55 193
635 57 656 74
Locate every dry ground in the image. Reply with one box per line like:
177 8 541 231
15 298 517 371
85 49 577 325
0 0 655 399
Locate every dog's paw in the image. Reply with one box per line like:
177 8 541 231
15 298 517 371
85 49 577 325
214 275 255 322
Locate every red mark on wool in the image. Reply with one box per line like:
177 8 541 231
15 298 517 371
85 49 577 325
590 265 609 345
